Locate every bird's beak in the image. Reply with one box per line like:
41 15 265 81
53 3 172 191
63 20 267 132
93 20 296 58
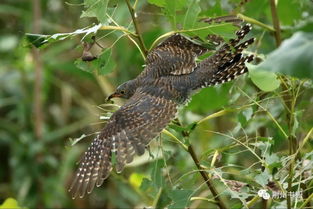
107 92 121 101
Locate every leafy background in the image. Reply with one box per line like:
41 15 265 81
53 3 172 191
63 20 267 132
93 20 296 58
0 0 313 208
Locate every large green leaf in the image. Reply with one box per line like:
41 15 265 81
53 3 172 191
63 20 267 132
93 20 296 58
81 0 109 24
168 189 193 209
148 0 187 28
186 83 231 113
183 0 200 29
255 32 313 80
277 0 301 26
248 63 280 92
0 198 21 209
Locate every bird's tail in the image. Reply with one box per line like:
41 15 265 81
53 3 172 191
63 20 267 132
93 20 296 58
197 23 255 89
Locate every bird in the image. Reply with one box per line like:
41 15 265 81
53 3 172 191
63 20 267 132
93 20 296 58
68 23 255 199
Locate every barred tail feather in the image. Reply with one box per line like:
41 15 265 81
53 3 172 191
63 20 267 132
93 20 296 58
197 24 255 89
208 55 254 86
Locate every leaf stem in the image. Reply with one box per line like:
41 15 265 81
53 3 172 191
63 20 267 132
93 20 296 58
269 0 282 46
99 25 137 37
125 0 148 57
162 129 188 151
237 13 275 32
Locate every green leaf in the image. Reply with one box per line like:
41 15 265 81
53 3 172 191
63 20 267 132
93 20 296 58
255 171 270 187
25 33 49 48
188 22 238 41
248 63 280 92
129 173 145 189
151 160 165 189
140 178 153 192
147 0 166 7
168 189 193 209
183 0 200 29
25 24 102 48
97 48 116 75
75 48 115 75
150 0 187 28
277 0 301 26
255 32 313 80
0 198 20 209
187 83 231 113
238 107 253 126
81 0 109 24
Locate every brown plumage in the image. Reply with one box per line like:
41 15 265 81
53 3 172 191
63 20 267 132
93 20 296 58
69 23 255 199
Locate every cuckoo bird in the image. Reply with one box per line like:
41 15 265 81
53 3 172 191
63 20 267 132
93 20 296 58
69 23 255 199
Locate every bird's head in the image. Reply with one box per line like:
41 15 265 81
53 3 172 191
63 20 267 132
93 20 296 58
107 80 137 100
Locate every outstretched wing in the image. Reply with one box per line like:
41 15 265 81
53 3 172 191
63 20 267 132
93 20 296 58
144 34 209 77
69 90 177 199
143 15 244 78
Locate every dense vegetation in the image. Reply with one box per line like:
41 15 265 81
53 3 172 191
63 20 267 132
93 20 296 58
0 0 312 208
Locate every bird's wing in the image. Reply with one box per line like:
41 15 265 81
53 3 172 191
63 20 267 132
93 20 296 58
69 90 177 199
144 34 209 76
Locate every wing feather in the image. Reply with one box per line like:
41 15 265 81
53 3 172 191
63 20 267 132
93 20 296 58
144 34 209 77
69 90 177 198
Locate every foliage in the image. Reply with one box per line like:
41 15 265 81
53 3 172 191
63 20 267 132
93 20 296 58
1 0 313 208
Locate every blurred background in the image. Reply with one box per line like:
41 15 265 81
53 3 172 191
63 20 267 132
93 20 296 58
0 0 312 208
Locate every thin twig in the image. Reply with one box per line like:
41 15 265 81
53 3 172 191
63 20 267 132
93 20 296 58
125 0 148 56
162 129 227 209
187 145 228 209
238 88 288 139
269 0 282 46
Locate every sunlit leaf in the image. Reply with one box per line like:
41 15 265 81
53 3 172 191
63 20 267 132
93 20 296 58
129 173 145 189
0 198 20 209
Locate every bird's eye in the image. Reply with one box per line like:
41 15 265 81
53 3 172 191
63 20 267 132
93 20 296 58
120 90 125 94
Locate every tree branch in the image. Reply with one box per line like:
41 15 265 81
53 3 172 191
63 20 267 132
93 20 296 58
269 0 282 46
125 0 148 57
187 145 228 209
32 0 43 139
